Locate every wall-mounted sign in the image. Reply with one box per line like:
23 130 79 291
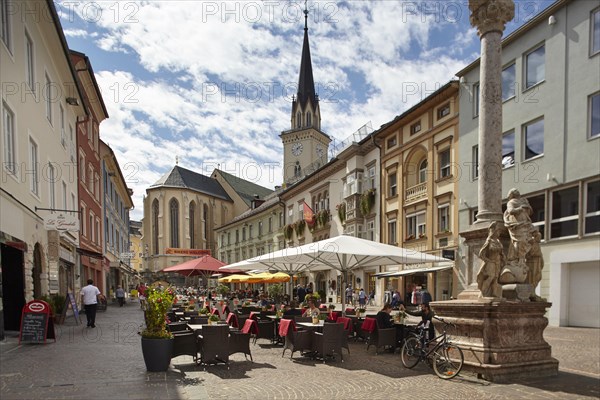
165 248 211 256
44 212 80 232
442 249 455 260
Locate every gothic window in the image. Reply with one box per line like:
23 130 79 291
152 199 159 254
189 201 196 248
170 198 179 248
306 112 312 127
294 161 301 177
203 204 209 240
297 112 302 128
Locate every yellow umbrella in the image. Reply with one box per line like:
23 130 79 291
218 274 262 284
248 272 273 282
265 272 291 283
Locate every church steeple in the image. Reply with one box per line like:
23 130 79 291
291 1 320 131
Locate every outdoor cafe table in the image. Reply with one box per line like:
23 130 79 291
187 323 237 332
296 320 325 331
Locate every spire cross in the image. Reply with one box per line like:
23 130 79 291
304 0 308 31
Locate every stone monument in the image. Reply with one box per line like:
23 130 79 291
431 0 558 382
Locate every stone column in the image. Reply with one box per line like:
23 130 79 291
470 0 515 224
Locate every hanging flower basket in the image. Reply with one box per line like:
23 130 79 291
360 188 376 216
294 219 306 237
316 209 330 227
283 224 294 240
336 203 346 224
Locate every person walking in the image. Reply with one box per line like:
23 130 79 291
358 288 366 307
80 279 102 328
116 286 125 307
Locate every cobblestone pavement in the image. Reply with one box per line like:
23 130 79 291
1 301 598 400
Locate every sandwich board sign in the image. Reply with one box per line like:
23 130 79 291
19 300 56 344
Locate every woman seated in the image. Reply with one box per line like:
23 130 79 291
302 299 320 318
376 303 404 350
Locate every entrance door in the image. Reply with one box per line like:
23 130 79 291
1 243 26 330
568 261 600 328
32 243 42 299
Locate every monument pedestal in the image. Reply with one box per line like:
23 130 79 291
431 300 558 382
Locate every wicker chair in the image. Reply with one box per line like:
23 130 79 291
254 320 275 344
184 311 199 319
229 331 253 361
167 321 190 333
198 325 230 368
171 331 200 363
336 317 353 354
312 322 344 363
280 319 313 359
367 320 397 354
293 316 312 324
188 316 208 325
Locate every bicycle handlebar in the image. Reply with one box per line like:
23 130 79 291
433 316 456 329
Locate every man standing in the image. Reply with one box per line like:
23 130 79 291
116 286 125 307
80 279 101 328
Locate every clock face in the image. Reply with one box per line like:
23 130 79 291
316 145 325 158
291 142 303 156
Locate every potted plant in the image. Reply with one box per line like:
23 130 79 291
356 307 367 318
208 314 220 325
140 286 175 372
267 283 284 304
215 284 230 298
198 307 209 315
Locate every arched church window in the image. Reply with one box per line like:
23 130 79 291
152 199 159 254
306 112 312 127
189 201 196 248
203 204 209 240
297 112 302 128
294 161 301 177
170 198 179 248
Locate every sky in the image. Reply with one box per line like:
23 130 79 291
55 0 553 220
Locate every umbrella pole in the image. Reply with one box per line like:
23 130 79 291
342 270 348 316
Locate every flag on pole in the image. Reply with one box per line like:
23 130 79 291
303 201 315 226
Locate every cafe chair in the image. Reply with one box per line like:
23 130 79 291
198 325 230 368
336 317 354 354
171 331 200 364
367 320 397 355
167 321 190 333
188 316 208 325
255 320 275 344
312 322 344 363
280 319 313 359
229 330 253 362
226 312 239 329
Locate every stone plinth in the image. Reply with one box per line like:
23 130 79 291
431 300 558 382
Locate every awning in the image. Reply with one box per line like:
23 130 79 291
375 263 454 278
77 247 103 259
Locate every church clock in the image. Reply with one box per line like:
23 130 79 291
291 142 303 156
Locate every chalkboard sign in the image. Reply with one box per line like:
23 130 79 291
19 300 55 344
59 292 82 324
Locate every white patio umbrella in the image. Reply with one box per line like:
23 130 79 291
221 235 449 313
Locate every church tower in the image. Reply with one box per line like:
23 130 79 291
281 3 331 184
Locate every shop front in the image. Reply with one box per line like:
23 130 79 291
376 264 454 306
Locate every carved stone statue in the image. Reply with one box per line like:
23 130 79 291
499 188 535 284
526 230 545 301
477 221 504 298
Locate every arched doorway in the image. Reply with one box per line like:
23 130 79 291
32 243 43 299
1 242 26 330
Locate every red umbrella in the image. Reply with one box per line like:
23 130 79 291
161 255 242 276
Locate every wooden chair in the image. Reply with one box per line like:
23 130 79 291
198 325 229 368
312 322 344 363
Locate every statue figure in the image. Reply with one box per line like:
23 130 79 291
477 221 504 298
526 230 545 301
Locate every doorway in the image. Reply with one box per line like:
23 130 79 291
1 243 26 330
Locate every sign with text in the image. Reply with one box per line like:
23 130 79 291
59 292 81 325
165 248 211 256
44 212 80 232
19 300 56 344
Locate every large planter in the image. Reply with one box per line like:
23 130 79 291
141 337 173 372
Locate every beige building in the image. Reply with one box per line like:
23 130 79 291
376 81 460 303
129 220 143 275
1 0 86 330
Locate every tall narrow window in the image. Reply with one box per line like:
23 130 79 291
550 186 579 238
473 83 479 117
45 73 52 124
297 112 301 128
472 145 479 179
169 199 179 247
189 202 195 248
29 138 38 195
2 101 16 174
203 204 208 240
502 130 515 167
48 162 55 208
592 7 600 55
1 0 10 49
388 172 397 197
419 159 428 183
502 63 516 101
439 149 451 178
25 31 34 92
438 204 450 232
306 112 311 127
525 44 545 89
406 211 426 238
387 219 397 245
524 118 544 160
59 104 65 147
152 199 159 254
62 181 67 209
368 166 376 189
585 180 600 235
590 92 600 139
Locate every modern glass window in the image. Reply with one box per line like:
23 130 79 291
438 204 450 232
45 73 52 124
502 130 515 168
527 194 546 239
502 62 516 101
592 7 600 55
1 0 10 50
169 198 179 247
525 45 545 88
406 211 426 238
439 149 451 178
387 219 397 245
590 92 600 139
48 163 55 209
189 202 195 248
472 145 479 179
419 159 428 183
585 180 600 234
388 172 397 197
25 31 34 92
2 101 16 174
473 83 479 117
524 118 544 160
550 186 579 238
29 138 38 195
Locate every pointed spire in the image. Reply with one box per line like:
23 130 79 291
296 0 317 110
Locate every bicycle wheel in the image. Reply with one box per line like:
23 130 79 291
433 343 464 379
401 336 421 369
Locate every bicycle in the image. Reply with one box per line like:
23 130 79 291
401 316 464 379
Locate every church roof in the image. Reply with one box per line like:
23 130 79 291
214 169 273 207
296 11 318 110
150 165 232 201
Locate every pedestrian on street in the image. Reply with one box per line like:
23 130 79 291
116 286 125 307
358 288 366 306
80 279 102 328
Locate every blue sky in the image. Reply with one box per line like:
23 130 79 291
55 0 553 220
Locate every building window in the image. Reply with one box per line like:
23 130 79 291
2 101 16 174
306 112 311 127
528 194 546 239
585 180 600 235
81 206 86 237
406 211 426 239
502 130 515 168
367 219 375 241
227 232 231 245
590 92 600 139
592 7 600 55
473 83 479 117
297 112 301 128
418 159 428 183
189 202 195 248
294 161 301 177
524 118 544 160
203 204 208 239
387 219 397 245
59 104 65 147
472 145 479 179
45 73 52 124
502 62 516 101
367 165 376 190
437 103 450 119
235 230 239 244
88 164 94 192
258 221 264 236
388 172 397 197
170 199 179 247
62 181 67 209
387 136 397 149
48 162 55 208
1 0 10 50
29 138 38 195
525 44 545 89
550 186 579 238
25 31 34 92
439 149 451 178
411 120 422 135
268 217 273 233
152 199 159 254
242 227 246 241
438 204 450 232
89 213 94 243
249 224 253 239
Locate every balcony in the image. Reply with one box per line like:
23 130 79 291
405 182 427 204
